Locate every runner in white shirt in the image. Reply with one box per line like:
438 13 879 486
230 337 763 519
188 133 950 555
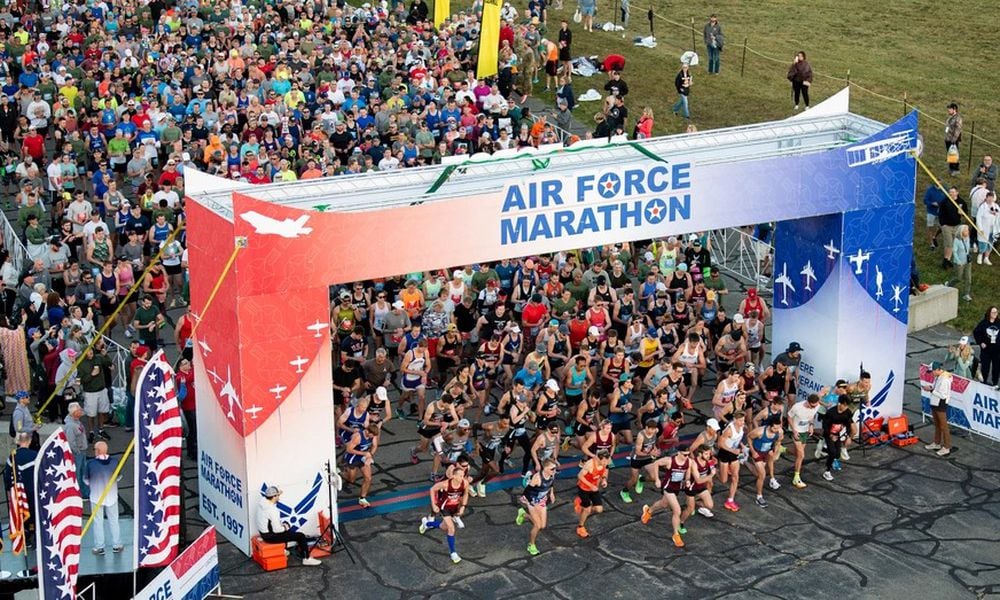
786 394 821 488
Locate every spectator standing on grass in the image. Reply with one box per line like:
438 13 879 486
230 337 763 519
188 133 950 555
558 20 574 80
969 177 990 251
945 103 963 176
924 183 946 249
938 187 966 268
672 63 692 120
703 14 724 74
971 155 996 191
787 52 813 110
579 0 596 33
975 191 999 265
949 224 972 302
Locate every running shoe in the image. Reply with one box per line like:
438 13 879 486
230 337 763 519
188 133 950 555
681 399 693 410
112 545 124 553
840 448 850 461
724 499 740 512
453 516 465 529
832 459 842 472
527 543 540 556
564 425 574 436
358 497 371 508
92 547 105 556
697 507 714 518
792 478 807 489
936 447 951 457
561 438 571 452
768 478 781 490
672 532 685 548
635 478 644 495
516 507 527 526
573 497 582 514
410 452 420 465
477 482 487 497
641 504 652 524
924 443 941 451
822 471 834 481
419 516 429 535
755 495 768 508
677 524 687 535
576 526 590 538
430 474 444 482
814 444 827 459
469 486 479 498
619 490 633 504
450 552 462 564
522 471 532 487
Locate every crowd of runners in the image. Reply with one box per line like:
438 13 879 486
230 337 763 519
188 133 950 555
331 238 874 562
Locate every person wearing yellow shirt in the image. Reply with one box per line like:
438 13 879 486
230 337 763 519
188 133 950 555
277 160 298 182
283 83 306 110
59 79 80 107
12 29 28 46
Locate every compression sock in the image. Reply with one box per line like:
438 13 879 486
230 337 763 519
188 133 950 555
427 519 441 529
447 535 456 553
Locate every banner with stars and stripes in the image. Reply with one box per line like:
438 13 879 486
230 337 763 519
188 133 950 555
34 428 83 600
134 350 183 569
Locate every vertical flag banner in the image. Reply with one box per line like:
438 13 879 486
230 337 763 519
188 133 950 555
7 474 29 555
35 428 83 600
434 0 450 28
477 0 501 79
134 350 183 568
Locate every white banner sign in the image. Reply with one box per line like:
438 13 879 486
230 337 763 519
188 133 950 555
919 364 1000 442
135 526 220 600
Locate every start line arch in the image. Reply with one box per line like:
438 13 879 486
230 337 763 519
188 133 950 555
187 93 918 554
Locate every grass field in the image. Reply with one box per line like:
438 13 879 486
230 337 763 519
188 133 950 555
517 0 998 331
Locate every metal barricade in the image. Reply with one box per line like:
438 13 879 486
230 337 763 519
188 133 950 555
709 227 774 293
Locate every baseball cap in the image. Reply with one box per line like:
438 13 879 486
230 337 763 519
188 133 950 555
549 319 559 327
959 336 970 345
930 361 943 370
787 341 804 352
545 379 560 391
588 326 599 337
706 418 721 431
375 386 388 400
733 313 745 324
509 324 521 333
392 300 405 309
264 486 281 498
457 418 471 428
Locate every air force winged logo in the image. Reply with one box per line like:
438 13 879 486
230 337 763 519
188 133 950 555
260 473 323 531
239 211 313 238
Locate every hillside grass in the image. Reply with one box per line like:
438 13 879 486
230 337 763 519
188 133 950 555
510 0 998 331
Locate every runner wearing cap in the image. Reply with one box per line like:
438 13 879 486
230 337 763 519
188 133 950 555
500 391 536 478
814 380 848 459
821 395 854 481
366 386 392 430
516 458 558 556
773 341 804 405
787 394 822 488
500 324 524 386
534 378 562 430
635 327 664 382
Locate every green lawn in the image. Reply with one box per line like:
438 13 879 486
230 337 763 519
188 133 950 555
519 0 998 331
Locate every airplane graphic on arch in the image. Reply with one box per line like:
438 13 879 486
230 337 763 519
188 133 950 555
774 263 796 306
800 261 816 292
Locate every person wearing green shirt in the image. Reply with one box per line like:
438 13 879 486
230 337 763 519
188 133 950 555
470 263 500 292
17 194 44 231
107 130 131 172
550 288 577 322
133 296 165 350
702 268 729 308
564 270 591 307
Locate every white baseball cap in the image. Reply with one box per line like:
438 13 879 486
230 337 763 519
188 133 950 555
545 379 560 391
588 326 599 337
959 336 970 345
375 386 388 400
392 300 405 309
732 313 745 324
509 324 521 333
706 418 721 431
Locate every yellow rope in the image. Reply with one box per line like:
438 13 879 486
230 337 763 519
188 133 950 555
80 438 135 538
34 225 185 423
914 154 998 257
188 242 243 339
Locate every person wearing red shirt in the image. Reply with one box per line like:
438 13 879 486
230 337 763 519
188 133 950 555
521 293 549 344
157 160 180 186
22 127 45 162
175 358 197 459
568 312 590 352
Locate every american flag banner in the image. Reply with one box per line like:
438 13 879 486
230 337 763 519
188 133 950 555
134 350 183 569
34 428 83 600
7 479 29 554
